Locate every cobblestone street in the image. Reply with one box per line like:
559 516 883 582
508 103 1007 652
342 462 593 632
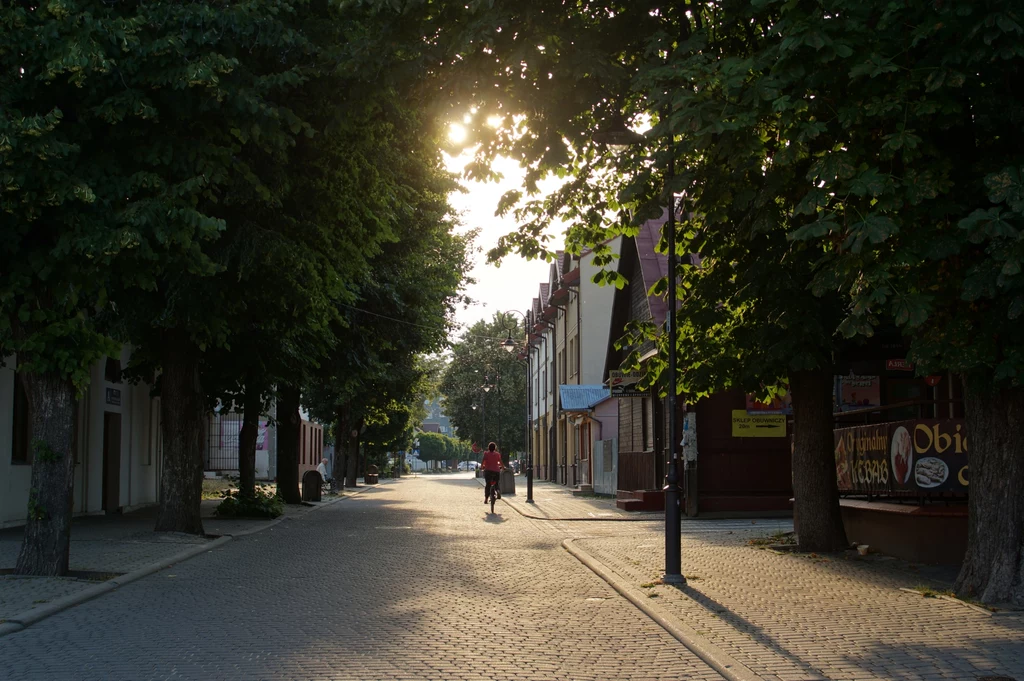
3 475 1023 681
0 475 723 681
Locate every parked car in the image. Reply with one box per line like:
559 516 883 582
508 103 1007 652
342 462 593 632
458 461 479 471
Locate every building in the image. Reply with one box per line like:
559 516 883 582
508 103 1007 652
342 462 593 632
830 338 968 563
421 398 453 437
202 402 323 487
521 212 792 515
603 214 792 513
1 349 161 529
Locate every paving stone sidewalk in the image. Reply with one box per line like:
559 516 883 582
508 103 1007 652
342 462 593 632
499 477 662 521
508 481 1024 681
0 492 349 623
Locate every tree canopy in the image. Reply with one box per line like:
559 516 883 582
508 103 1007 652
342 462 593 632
439 315 527 456
349 0 1024 605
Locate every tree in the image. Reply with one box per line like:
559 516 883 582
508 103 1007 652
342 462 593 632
385 0 849 548
1 0 153 574
766 1 1024 604
440 316 527 461
417 432 449 469
303 106 472 488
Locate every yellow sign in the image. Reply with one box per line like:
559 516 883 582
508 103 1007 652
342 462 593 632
731 410 787 438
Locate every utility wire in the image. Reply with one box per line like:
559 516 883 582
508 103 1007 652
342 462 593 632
338 303 522 344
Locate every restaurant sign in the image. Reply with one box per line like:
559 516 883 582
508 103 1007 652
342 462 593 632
608 371 647 398
834 419 968 494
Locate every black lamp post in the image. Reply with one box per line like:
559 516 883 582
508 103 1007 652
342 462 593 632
481 383 490 451
593 116 684 585
500 309 533 504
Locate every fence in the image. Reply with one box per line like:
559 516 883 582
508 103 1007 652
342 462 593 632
205 413 272 473
617 451 656 492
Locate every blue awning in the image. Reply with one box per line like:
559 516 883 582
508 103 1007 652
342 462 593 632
559 385 611 412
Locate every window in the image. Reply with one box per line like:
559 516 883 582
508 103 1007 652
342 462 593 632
642 397 655 452
11 372 29 464
104 357 122 383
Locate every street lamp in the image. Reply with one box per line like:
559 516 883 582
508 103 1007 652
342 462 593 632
499 309 533 504
593 115 684 585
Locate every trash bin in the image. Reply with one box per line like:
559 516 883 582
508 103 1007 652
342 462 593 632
365 464 379 485
499 469 516 495
301 470 322 502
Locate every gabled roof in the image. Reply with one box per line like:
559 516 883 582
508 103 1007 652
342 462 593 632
602 208 680 380
636 209 671 327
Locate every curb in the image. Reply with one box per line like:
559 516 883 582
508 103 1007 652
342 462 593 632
477 478 662 522
0 493 356 638
563 538 761 681
0 536 231 638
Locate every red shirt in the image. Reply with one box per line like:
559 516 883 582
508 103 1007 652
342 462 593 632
481 450 503 472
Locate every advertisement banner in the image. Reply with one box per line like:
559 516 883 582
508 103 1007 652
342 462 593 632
608 371 646 398
745 393 793 415
834 419 968 494
836 375 881 412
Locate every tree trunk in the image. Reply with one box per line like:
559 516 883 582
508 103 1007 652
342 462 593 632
155 334 206 534
335 404 353 489
237 380 261 498
790 367 848 552
276 385 301 504
345 429 359 488
14 371 77 576
954 378 1024 606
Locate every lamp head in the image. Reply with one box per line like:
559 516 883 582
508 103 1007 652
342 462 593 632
591 115 646 151
501 330 517 354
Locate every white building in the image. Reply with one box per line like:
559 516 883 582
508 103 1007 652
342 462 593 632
525 240 622 491
1 348 161 529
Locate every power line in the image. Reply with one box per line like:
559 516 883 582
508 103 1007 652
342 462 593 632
338 303 518 344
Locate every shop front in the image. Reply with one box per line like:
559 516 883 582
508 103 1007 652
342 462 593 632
832 365 968 564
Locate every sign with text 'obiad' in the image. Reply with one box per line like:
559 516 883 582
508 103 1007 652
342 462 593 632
834 419 968 495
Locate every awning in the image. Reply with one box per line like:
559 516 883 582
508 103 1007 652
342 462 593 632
559 385 611 412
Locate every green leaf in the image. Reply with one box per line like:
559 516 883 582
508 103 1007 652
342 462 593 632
958 208 1019 242
789 214 840 241
849 168 890 198
1008 296 1024 320
892 294 932 328
985 167 1024 212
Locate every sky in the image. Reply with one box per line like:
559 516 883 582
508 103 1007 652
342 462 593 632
444 150 563 339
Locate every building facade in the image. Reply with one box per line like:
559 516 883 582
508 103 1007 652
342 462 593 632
1 349 161 529
519 213 793 515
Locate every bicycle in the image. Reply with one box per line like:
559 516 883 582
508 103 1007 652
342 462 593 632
485 474 501 513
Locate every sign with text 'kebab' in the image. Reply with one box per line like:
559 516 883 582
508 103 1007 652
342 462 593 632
834 419 968 495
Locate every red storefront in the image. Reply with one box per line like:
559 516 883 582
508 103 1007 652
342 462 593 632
831 352 968 564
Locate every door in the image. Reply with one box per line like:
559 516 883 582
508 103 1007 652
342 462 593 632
102 411 121 512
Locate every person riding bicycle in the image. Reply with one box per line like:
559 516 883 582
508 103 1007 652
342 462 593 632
481 442 504 503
